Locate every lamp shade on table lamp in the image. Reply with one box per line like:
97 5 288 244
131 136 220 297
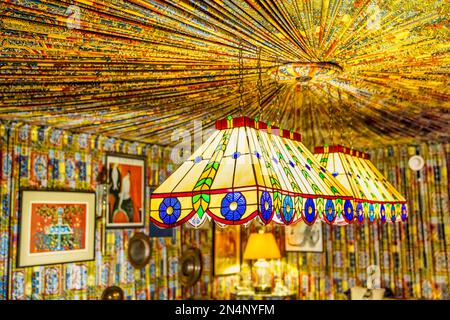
243 232 281 260
243 231 281 293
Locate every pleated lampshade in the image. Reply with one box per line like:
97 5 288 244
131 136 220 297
243 232 281 260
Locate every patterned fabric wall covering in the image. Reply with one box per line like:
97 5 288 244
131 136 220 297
0 121 181 300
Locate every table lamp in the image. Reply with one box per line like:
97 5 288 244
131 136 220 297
243 229 281 293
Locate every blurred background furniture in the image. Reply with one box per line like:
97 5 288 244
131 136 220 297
230 291 297 300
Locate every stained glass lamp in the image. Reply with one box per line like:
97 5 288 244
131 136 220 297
150 116 354 228
314 145 408 224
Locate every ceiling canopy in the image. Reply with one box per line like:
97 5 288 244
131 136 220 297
1 0 449 148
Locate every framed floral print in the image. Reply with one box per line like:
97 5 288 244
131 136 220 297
18 190 96 267
106 154 146 228
213 224 241 276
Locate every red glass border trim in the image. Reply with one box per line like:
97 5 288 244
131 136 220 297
314 145 370 159
215 116 302 142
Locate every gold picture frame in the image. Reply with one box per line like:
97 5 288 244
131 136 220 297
213 224 241 276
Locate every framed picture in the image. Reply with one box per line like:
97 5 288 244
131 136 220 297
285 220 323 252
18 190 96 267
106 154 146 228
213 224 241 276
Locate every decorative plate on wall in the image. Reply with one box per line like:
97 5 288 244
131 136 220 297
285 220 324 252
127 232 152 269
179 247 203 288
408 155 425 171
101 286 124 300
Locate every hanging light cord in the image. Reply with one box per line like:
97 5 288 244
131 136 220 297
256 47 263 119
238 41 245 116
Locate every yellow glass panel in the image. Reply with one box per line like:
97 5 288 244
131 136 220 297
210 156 235 189
152 161 193 194
363 158 406 201
285 139 316 194
224 128 239 156
352 156 385 201
209 193 223 210
241 204 258 219
178 195 194 212
251 155 271 188
247 129 273 188
150 197 163 212
200 130 225 160
337 153 361 198
345 154 376 201
292 140 349 196
172 159 209 192
260 133 291 192
189 130 221 160
268 135 294 192
233 154 257 188
331 152 344 173
238 127 251 155
282 145 318 194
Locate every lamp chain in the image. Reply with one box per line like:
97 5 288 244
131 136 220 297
275 56 281 126
349 75 356 149
349 102 354 149
337 88 344 146
327 84 334 146
238 40 245 116
256 47 263 119
298 85 303 133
